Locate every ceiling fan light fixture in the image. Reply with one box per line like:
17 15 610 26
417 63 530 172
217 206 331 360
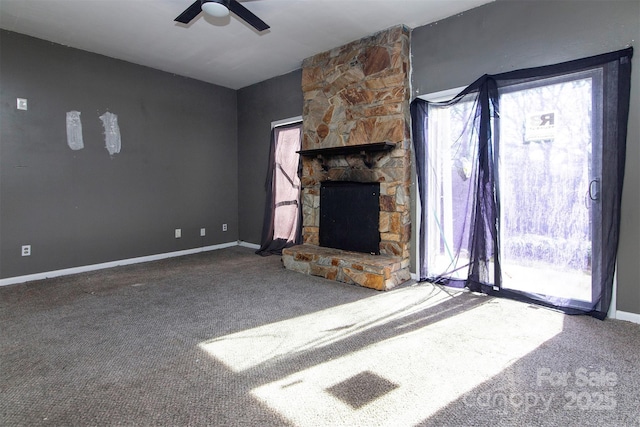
201 0 230 18
175 0 269 31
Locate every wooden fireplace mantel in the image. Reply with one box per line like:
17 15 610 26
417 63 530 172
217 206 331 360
297 142 396 157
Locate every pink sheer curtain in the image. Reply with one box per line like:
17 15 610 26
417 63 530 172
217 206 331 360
256 122 302 256
273 125 302 241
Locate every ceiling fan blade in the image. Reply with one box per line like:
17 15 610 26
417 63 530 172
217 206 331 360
228 0 270 31
175 0 202 24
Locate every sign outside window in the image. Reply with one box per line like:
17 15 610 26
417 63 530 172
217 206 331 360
525 111 556 143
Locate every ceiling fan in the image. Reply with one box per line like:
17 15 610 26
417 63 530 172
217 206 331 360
175 0 270 32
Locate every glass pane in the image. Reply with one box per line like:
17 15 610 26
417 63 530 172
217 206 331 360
499 76 593 302
426 98 478 282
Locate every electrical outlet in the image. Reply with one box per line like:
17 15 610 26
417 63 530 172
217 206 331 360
21 245 31 256
175 228 181 238
200 228 206 237
222 224 228 232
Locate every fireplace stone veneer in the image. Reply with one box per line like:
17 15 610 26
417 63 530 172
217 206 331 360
283 25 412 290
282 245 410 291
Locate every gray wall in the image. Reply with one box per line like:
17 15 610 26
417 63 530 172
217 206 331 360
0 31 238 278
411 0 640 315
237 70 303 245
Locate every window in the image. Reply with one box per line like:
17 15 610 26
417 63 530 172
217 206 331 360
256 120 303 256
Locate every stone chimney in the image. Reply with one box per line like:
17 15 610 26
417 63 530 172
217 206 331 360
283 25 412 290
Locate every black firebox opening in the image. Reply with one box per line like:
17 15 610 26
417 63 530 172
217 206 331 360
319 181 380 255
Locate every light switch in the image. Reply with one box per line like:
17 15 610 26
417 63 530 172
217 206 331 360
17 98 28 110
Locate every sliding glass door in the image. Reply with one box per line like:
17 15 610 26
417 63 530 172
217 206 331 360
498 71 601 303
411 47 632 318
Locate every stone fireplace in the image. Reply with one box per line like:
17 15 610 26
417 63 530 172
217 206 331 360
282 26 412 290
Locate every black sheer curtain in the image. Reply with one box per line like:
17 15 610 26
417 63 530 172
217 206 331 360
411 48 633 319
256 122 303 256
410 79 500 293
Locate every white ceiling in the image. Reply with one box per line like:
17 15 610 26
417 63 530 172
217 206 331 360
0 0 493 90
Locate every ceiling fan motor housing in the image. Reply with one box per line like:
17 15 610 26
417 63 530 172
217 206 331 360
202 0 231 17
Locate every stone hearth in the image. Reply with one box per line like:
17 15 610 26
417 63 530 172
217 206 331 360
282 245 409 291
284 25 412 290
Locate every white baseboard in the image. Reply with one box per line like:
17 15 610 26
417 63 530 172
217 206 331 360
606 266 640 324
0 241 239 287
238 241 260 250
613 310 640 325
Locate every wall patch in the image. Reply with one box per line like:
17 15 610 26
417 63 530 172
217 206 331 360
66 111 84 151
99 111 121 155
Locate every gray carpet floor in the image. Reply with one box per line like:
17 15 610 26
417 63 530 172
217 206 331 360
1 246 639 426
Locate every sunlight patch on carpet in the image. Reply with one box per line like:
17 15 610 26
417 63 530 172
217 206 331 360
248 297 564 426
198 284 451 372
